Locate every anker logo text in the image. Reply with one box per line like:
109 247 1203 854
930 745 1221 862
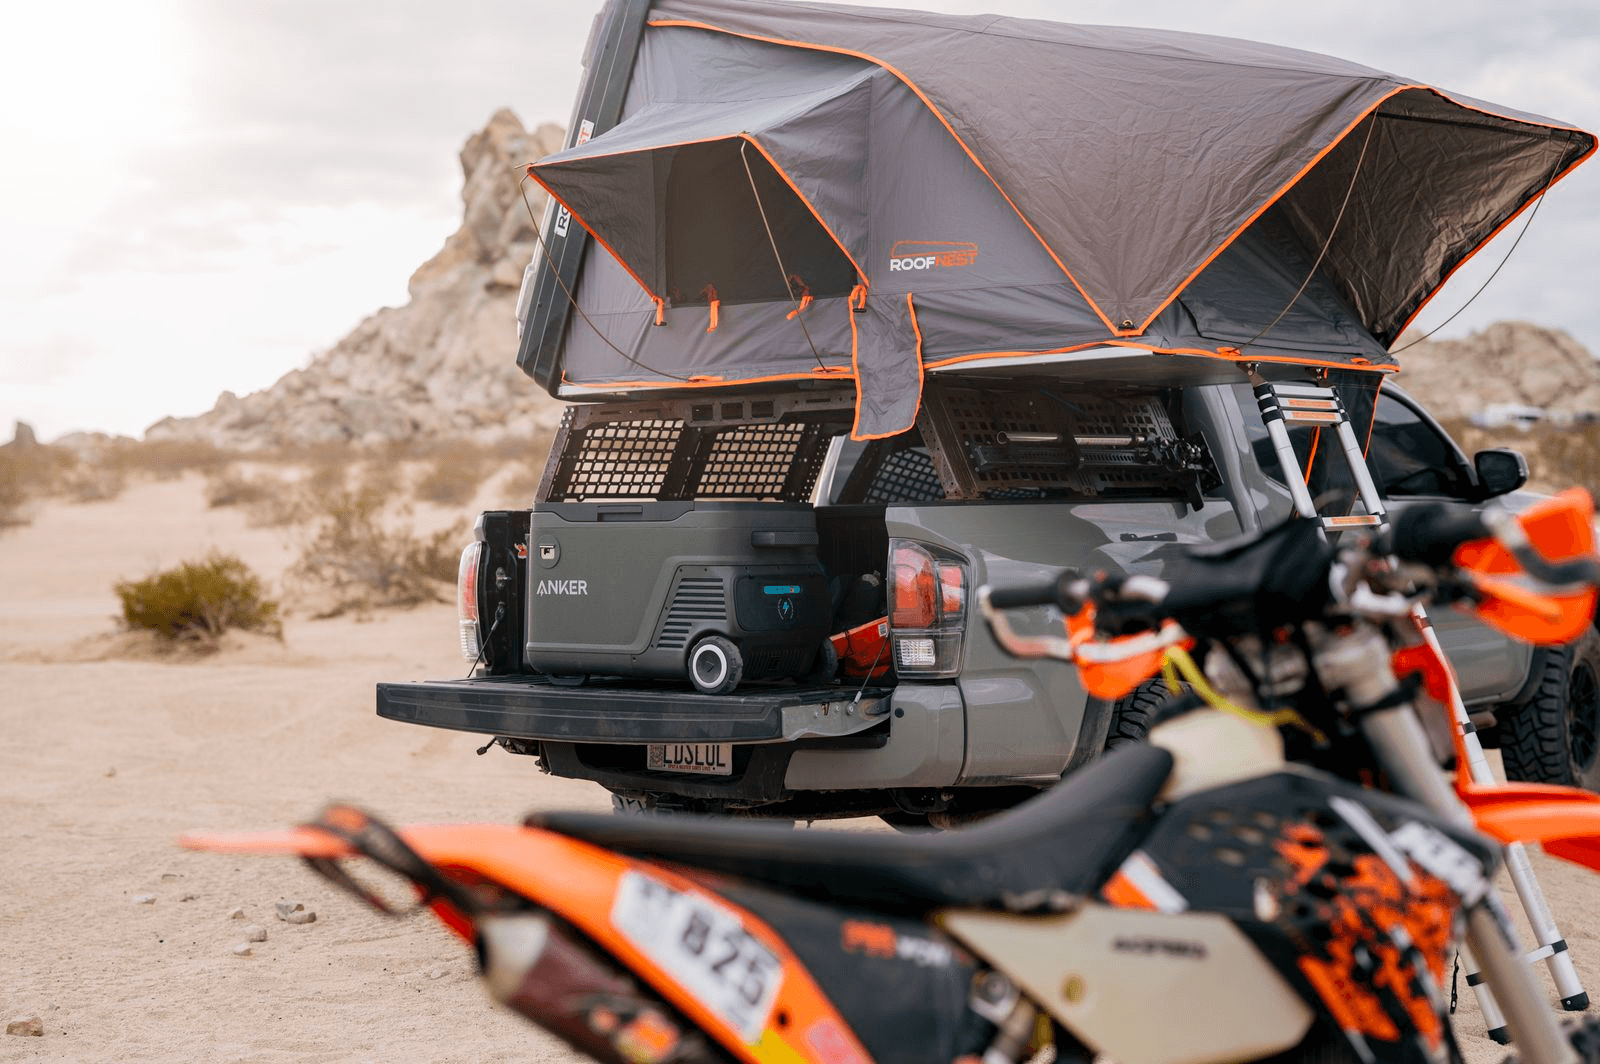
888 240 978 272
536 579 589 595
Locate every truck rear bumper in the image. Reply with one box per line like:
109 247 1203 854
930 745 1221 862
376 675 889 745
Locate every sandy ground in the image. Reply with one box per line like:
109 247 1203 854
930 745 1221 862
2 474 1597 1062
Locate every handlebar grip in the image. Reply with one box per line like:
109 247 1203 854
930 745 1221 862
1389 504 1490 566
987 571 1082 613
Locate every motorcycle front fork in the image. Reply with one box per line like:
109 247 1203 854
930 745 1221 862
1361 705 1579 1064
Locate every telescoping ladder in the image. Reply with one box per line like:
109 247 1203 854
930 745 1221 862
1252 377 1588 1042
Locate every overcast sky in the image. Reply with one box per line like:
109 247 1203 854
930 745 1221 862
2 1 1597 441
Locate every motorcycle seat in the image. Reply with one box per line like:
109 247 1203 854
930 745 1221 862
527 741 1173 914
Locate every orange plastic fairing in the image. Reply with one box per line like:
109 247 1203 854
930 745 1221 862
1453 489 1598 645
1458 783 1600 875
183 823 872 1064
1065 606 1175 700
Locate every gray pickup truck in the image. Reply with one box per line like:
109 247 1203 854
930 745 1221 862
377 368 1599 824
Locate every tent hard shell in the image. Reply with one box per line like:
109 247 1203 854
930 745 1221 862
516 0 1595 439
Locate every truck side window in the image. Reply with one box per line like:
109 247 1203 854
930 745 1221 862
1366 392 1474 499
1236 383 1472 502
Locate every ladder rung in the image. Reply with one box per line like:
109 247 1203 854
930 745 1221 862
1282 410 1343 425
1527 944 1556 963
1322 514 1381 528
1282 397 1340 411
1266 382 1338 399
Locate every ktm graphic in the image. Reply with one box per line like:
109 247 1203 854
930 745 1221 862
888 241 978 272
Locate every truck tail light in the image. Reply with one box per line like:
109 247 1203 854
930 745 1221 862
458 540 483 661
888 539 967 678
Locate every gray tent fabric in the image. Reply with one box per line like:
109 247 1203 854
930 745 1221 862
528 0 1594 438
646 0 1593 335
850 293 923 439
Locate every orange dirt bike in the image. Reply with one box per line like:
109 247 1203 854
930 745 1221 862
185 490 1600 1064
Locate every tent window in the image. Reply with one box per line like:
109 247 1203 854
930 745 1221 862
663 139 856 308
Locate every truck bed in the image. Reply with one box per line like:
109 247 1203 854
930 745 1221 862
376 675 891 745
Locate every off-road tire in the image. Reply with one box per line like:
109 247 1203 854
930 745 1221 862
1106 679 1170 749
1500 627 1600 792
611 793 658 815
875 681 1168 833
688 635 743 695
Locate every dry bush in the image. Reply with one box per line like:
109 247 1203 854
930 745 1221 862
0 444 81 524
0 467 27 528
412 442 494 506
1437 418 1600 498
477 428 557 508
499 463 542 505
288 481 466 616
107 438 234 480
205 466 278 510
115 553 281 647
58 462 128 503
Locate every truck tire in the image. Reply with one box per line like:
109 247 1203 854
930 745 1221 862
876 680 1168 833
688 635 743 695
1105 679 1166 749
1500 628 1600 792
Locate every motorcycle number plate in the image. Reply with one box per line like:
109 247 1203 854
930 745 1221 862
611 870 782 1043
647 743 733 775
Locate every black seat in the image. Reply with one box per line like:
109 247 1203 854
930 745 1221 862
527 742 1173 914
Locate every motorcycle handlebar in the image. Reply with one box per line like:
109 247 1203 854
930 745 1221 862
1386 504 1489 567
1390 504 1600 586
986 570 1084 614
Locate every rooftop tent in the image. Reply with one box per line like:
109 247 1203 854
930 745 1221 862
521 0 1595 438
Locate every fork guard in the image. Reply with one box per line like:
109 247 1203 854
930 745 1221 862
1459 783 1600 873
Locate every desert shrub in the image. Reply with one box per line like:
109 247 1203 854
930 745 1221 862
115 553 281 644
412 442 493 506
107 438 234 480
59 462 128 503
205 467 276 510
288 483 465 615
498 463 542 505
1436 418 1600 498
0 465 27 527
0 444 81 524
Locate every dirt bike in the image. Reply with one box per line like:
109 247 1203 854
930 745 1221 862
184 489 1600 1064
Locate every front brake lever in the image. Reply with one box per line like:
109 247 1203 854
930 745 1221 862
976 586 1076 661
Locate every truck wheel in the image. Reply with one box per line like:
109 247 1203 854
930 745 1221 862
1106 679 1167 749
611 793 657 815
688 635 743 695
1500 628 1600 792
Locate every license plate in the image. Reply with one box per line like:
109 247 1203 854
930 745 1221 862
647 743 732 775
611 871 782 1043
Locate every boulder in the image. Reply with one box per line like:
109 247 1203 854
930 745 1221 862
145 111 568 451
1393 322 1600 420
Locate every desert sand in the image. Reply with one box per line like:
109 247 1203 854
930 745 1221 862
2 474 1596 1062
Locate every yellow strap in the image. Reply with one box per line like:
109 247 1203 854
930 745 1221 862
1162 645 1326 742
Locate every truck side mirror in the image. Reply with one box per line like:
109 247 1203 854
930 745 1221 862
1474 449 1529 499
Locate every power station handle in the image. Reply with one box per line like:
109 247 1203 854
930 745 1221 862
751 530 820 548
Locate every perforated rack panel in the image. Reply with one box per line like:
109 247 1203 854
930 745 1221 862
537 394 852 503
917 382 1213 500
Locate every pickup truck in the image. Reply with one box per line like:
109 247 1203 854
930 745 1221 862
375 369 1600 824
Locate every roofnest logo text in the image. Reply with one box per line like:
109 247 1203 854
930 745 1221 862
888 241 979 272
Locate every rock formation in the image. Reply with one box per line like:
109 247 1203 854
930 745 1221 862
146 110 567 450
1391 322 1600 420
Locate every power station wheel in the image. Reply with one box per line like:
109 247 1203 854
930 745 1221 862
688 635 743 695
